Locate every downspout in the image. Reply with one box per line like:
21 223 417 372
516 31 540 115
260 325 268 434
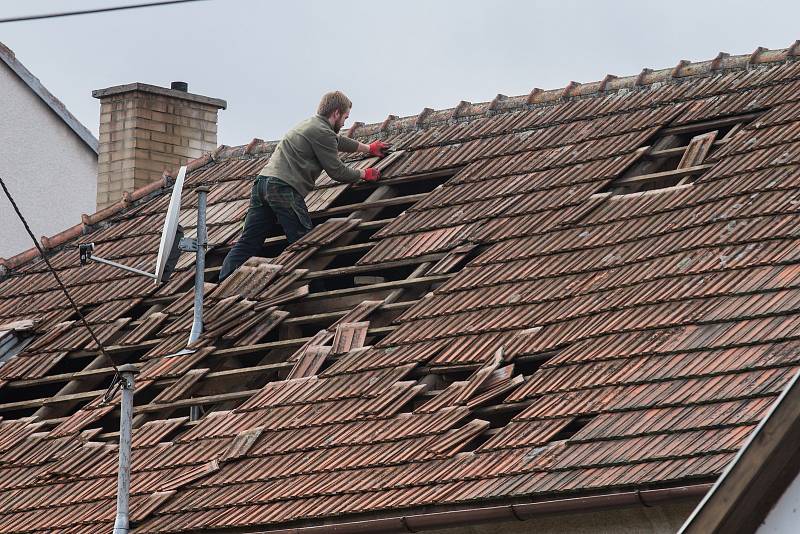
259 484 711 534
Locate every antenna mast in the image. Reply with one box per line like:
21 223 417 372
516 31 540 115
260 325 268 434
112 364 138 534
188 185 209 343
75 168 210 533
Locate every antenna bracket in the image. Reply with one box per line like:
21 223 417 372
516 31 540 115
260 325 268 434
178 237 198 252
79 243 94 265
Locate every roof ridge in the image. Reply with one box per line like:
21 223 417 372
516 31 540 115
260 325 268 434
181 42 800 158
1 41 798 275
344 41 800 138
181 42 800 163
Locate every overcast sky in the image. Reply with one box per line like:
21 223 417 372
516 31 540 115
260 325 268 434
2 0 800 146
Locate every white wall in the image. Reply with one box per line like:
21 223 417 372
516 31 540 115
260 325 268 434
757 471 800 533
0 61 96 259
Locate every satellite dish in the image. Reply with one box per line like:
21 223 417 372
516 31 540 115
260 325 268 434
78 163 209 345
154 165 186 285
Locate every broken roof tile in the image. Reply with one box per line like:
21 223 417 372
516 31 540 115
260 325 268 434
1 45 800 533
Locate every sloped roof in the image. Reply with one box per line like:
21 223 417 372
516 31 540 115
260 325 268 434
679 345 800 533
0 41 99 153
1 42 800 533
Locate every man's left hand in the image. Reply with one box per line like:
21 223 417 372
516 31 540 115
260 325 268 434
369 140 391 158
362 168 381 181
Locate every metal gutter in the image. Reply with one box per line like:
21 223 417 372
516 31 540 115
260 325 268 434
0 41 99 153
258 484 712 534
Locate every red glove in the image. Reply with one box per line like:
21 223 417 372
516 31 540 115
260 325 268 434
363 168 381 182
369 140 390 157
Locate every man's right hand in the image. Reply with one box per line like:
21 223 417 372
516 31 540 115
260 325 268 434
362 168 381 182
369 140 390 157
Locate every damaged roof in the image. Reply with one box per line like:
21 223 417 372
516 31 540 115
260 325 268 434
1 42 800 533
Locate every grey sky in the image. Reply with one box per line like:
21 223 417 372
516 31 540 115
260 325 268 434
2 0 799 147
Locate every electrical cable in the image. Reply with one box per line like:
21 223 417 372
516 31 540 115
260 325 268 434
0 176 123 400
0 0 209 24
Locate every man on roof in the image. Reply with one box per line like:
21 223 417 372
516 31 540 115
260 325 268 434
219 91 390 282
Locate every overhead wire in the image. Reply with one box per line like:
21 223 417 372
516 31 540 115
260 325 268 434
0 176 123 401
0 0 209 24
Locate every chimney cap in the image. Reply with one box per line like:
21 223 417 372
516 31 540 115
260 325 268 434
92 82 226 109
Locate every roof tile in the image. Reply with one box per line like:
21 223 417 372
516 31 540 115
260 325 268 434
2 47 800 533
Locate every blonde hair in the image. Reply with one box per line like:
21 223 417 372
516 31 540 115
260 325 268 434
317 91 352 117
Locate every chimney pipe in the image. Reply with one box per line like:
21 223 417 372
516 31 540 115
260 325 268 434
170 81 188 92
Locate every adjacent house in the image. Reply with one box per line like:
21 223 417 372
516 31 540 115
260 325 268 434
0 42 98 258
0 41 800 533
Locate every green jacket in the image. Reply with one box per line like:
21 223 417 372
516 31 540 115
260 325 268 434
259 114 362 197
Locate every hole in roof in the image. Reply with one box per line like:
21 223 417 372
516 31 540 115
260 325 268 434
315 263 422 291
53 352 104 374
314 247 369 271
396 386 424 414
550 416 595 441
204 249 227 272
326 183 376 209
317 171 457 224
0 331 33 364
188 405 204 422
0 379 64 412
475 399 522 430
130 382 161 408
459 244 491 269
314 356 337 376
0 350 131 421
393 173 455 196
354 224 386 241
127 300 166 322
514 350 559 376
374 203 413 220
457 423 492 453
463 350 561 428
603 111 764 195
91 407 124 436
1 407 38 419
58 167 466 439
294 323 326 338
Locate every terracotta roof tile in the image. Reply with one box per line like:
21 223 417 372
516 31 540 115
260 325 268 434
2 46 800 532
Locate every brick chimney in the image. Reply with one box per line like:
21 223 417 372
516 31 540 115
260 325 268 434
92 82 226 209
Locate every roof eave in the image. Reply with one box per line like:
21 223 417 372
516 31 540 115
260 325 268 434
255 484 712 534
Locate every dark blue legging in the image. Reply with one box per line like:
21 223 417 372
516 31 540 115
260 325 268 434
219 176 312 281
